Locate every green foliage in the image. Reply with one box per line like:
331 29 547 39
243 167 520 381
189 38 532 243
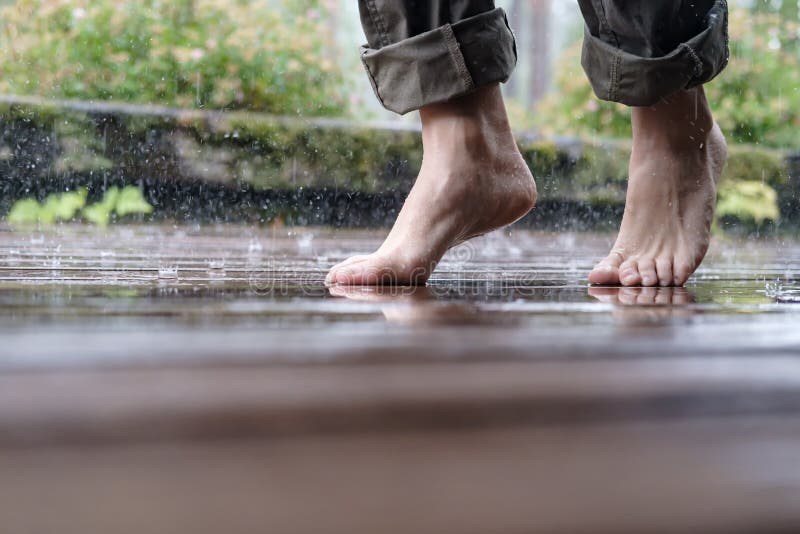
538 8 800 149
2 105 794 230
6 186 153 226
535 42 631 140
517 139 630 203
0 0 346 115
41 189 89 223
214 114 424 192
715 144 786 227
712 9 800 147
725 144 788 188
81 203 113 227
7 199 44 225
80 187 121 226
518 140 563 177
8 189 88 225
115 186 154 217
717 180 781 225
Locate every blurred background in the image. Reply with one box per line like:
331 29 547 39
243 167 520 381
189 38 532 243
0 0 798 232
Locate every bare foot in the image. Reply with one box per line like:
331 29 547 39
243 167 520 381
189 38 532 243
326 85 536 286
589 87 727 287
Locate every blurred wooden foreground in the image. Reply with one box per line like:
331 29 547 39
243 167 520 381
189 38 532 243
3 358 800 534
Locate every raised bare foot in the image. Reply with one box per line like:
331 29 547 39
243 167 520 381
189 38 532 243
325 85 537 286
589 87 728 287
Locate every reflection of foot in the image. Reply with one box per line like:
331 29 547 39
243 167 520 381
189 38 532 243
326 85 537 286
328 285 435 304
328 285 486 326
588 286 695 306
589 87 727 288
589 286 696 325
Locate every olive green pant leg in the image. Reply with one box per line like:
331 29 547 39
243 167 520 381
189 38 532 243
358 1 517 115
577 0 729 106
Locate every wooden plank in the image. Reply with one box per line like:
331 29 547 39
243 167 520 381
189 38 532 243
2 418 800 534
3 357 800 446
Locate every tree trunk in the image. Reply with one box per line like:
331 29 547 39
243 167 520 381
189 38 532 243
527 0 552 107
505 0 524 99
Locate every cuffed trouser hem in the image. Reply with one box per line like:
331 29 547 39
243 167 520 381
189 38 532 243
581 0 729 107
360 7 516 115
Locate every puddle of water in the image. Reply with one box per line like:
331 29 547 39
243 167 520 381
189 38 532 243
0 224 798 369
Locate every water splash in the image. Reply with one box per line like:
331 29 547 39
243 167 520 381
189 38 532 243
207 259 226 278
765 277 800 303
158 265 179 279
297 233 314 253
248 239 263 255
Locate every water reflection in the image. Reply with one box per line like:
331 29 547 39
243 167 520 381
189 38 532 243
328 284 702 327
588 287 696 306
328 285 495 326
589 286 697 326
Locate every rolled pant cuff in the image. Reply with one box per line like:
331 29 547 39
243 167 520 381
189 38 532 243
582 0 729 107
361 7 517 115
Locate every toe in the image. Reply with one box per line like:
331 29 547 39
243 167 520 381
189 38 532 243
619 259 642 287
329 255 429 286
656 258 674 287
588 252 623 285
331 262 393 286
326 255 371 284
673 260 695 287
589 262 620 285
637 259 658 287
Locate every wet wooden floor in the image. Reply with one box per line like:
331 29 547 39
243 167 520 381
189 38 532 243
1 224 799 534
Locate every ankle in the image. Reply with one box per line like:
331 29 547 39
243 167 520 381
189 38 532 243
419 85 515 154
632 87 714 151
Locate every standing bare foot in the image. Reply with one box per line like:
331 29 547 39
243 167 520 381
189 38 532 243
589 87 728 288
326 85 537 286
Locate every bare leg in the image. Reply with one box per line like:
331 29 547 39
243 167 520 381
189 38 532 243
326 84 537 286
588 87 727 287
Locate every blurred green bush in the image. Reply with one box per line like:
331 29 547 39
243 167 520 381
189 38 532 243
0 0 346 115
8 185 153 226
0 103 791 230
537 8 800 150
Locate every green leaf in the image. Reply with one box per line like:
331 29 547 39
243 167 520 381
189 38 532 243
80 187 120 226
7 198 43 225
114 186 154 217
42 188 88 222
81 202 113 227
98 186 121 210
